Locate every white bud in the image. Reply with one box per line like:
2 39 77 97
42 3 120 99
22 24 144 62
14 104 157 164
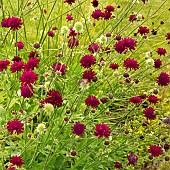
36 123 46 134
73 21 83 33
60 26 70 36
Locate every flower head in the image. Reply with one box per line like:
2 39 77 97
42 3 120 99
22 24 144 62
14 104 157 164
109 63 119 70
91 0 99 8
48 31 54 37
68 38 79 49
114 162 123 169
44 103 54 113
105 5 114 13
10 155 24 167
157 72 170 86
36 123 46 134
25 58 40 70
127 152 138 165
64 0 75 5
154 59 162 68
91 9 103 20
129 13 137 22
41 90 63 107
148 145 163 157
0 60 10 71
73 21 83 33
88 43 100 53
144 107 156 120
85 95 100 108
148 95 159 105
124 58 139 70
129 96 142 104
72 122 86 136
156 48 166 56
20 84 34 98
15 42 24 50
10 61 24 73
7 119 24 135
137 26 149 35
94 123 111 138
82 69 96 82
52 62 66 76
80 55 96 68
20 70 38 84
66 14 73 21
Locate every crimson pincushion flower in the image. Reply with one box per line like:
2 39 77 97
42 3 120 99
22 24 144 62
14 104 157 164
127 152 138 165
129 13 137 22
148 95 159 105
91 0 99 8
20 70 38 84
12 56 22 62
25 58 40 70
10 61 24 73
91 9 103 20
20 84 34 98
154 59 162 68
4 16 22 30
157 72 170 86
109 63 118 70
94 123 111 138
48 31 54 37
7 167 16 170
156 48 166 56
137 26 150 35
7 119 24 134
0 60 10 71
85 95 100 108
15 42 24 50
102 11 112 20
82 69 96 82
129 96 142 104
68 38 79 49
166 32 170 40
114 38 137 54
80 55 96 68
66 14 73 21
105 5 114 13
64 0 75 5
144 107 156 120
41 90 63 107
114 162 123 169
124 58 139 70
10 155 24 167
72 122 86 136
88 43 100 53
148 145 163 157
52 62 66 76
28 51 39 58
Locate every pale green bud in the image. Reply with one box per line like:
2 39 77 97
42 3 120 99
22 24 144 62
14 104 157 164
60 26 70 36
44 103 54 113
73 22 83 33
36 123 46 134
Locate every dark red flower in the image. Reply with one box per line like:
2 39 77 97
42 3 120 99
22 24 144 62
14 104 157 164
114 162 123 169
127 152 138 165
144 107 156 120
166 33 170 40
15 42 24 50
91 9 103 20
154 59 162 68
52 62 66 76
20 70 38 84
124 58 139 70
12 56 22 62
148 145 163 157
68 38 79 49
7 167 16 170
66 14 73 21
148 95 159 105
82 69 96 82
10 155 24 167
80 55 96 68
114 38 137 54
102 11 112 20
48 31 54 37
68 27 80 37
72 122 86 136
0 60 10 71
64 0 75 5
156 48 166 56
94 123 111 138
129 13 137 22
85 95 100 108
10 61 24 72
129 96 142 104
28 51 39 58
109 63 118 70
137 26 149 35
157 72 170 86
25 58 40 70
91 0 99 8
7 16 22 30
7 119 24 135
41 90 63 107
20 84 34 98
1 18 9 27
52 26 57 30
105 5 114 12
88 43 100 53
141 0 148 3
